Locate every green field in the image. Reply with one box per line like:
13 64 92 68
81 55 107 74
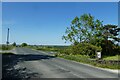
103 55 119 60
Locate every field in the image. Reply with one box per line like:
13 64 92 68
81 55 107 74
27 45 69 52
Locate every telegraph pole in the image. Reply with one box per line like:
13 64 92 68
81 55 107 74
6 28 9 46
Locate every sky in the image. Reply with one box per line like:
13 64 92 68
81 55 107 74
2 2 118 45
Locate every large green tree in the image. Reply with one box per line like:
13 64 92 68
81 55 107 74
21 43 28 47
12 42 16 46
101 24 120 56
62 14 103 45
102 24 120 43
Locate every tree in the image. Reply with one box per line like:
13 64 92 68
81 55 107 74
21 43 27 47
101 24 120 56
62 13 103 45
12 42 16 46
102 24 120 43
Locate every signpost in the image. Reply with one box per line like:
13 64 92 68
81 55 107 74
6 28 9 48
97 52 101 59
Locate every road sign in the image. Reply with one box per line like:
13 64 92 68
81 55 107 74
97 52 101 59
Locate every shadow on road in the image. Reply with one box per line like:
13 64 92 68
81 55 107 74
2 53 56 80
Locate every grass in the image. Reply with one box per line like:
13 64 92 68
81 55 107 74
27 45 61 52
0 52 14 55
55 53 120 69
36 47 59 52
103 55 120 60
0 45 15 50
27 45 69 51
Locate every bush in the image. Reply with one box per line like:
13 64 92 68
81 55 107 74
73 43 102 58
1 45 14 50
58 48 71 55
60 43 102 58
2 45 8 50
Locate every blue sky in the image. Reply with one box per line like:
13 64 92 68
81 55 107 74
2 2 118 45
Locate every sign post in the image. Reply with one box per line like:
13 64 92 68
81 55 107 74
96 52 101 59
6 28 9 49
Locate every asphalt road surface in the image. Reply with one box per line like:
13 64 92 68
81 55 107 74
3 47 119 79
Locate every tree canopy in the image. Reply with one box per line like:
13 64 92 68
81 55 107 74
21 43 28 47
62 13 120 56
62 14 103 45
102 24 120 43
12 42 16 46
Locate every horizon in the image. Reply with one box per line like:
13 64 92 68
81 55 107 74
2 2 118 45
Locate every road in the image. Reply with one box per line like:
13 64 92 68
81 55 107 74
3 47 119 79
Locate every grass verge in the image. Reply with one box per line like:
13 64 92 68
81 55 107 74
0 52 14 55
55 54 120 69
0 45 15 50
103 55 119 60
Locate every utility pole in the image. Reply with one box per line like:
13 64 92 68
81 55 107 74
6 28 9 46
